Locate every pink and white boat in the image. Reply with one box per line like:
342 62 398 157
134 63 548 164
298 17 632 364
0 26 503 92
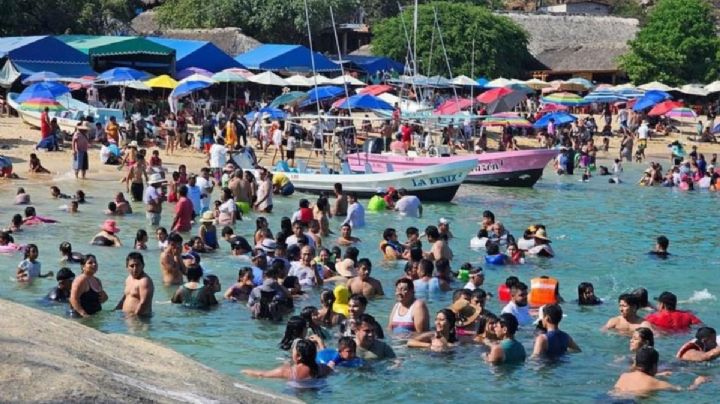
347 148 557 187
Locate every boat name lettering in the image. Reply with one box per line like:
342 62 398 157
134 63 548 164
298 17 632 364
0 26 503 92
476 160 503 172
411 173 459 187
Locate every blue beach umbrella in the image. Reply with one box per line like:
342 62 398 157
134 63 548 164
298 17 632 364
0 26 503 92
336 94 393 110
533 111 578 128
245 107 287 120
16 81 70 103
306 86 344 102
583 90 628 103
476 77 490 87
170 80 212 98
632 90 671 112
96 67 150 83
21 71 60 85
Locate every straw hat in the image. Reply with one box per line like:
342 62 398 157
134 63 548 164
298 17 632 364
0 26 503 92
127 140 139 148
200 211 215 223
534 228 551 242
101 219 120 233
450 299 481 328
78 121 92 132
148 173 166 186
335 258 357 278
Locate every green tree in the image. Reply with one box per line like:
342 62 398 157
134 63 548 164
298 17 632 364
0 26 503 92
371 1 531 78
619 0 719 86
155 0 356 44
358 0 504 25
0 0 141 36
609 0 646 24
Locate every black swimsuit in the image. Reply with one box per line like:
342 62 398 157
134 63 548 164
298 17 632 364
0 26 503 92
80 288 102 315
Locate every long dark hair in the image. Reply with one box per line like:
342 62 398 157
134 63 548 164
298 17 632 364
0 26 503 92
437 308 458 343
635 327 654 348
279 316 307 351
320 290 336 326
293 338 319 378
300 306 324 336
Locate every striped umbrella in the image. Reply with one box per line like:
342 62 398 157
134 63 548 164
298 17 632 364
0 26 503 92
666 107 697 119
541 92 586 106
21 97 65 112
482 113 532 127
583 90 627 103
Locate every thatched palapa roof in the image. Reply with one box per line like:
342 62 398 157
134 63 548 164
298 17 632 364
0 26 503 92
500 12 639 73
130 11 261 56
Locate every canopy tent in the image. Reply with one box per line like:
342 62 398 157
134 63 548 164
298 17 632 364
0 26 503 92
0 36 95 78
341 55 404 76
58 35 174 75
676 84 708 97
705 81 720 94
235 44 341 73
285 75 313 87
310 74 334 85
329 74 366 86
146 37 242 73
533 112 578 128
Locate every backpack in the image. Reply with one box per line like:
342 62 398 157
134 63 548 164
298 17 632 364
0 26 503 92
250 290 283 321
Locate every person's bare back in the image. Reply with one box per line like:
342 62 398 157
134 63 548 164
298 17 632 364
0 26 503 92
160 248 184 285
334 195 348 217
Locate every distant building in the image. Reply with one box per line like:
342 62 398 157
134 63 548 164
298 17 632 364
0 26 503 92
538 1 611 15
501 12 638 83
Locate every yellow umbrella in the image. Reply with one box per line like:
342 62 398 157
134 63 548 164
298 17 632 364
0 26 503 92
144 74 178 89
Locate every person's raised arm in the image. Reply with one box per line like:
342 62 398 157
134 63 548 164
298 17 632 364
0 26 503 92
407 332 433 348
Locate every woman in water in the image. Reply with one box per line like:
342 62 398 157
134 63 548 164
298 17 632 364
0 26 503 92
170 265 216 309
254 217 269 246
278 316 323 351
156 227 169 249
316 289 345 327
198 212 219 251
91 220 122 247
134 229 148 250
408 309 458 351
630 327 654 352
474 312 500 345
388 278 430 335
243 338 331 382
224 267 254 302
578 282 603 305
69 254 108 317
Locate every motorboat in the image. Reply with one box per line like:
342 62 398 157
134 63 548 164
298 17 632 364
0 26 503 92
231 148 476 202
347 145 557 187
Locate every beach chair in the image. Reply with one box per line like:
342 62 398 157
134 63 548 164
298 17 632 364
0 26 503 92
341 162 352 175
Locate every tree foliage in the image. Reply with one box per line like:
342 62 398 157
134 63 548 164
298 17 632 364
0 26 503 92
608 0 646 24
0 0 141 36
619 0 719 86
155 0 357 43
358 0 504 26
371 1 531 78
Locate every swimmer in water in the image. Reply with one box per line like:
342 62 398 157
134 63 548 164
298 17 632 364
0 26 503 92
408 308 458 351
676 326 720 362
648 235 670 259
243 338 331 380
613 347 709 395
114 252 154 317
603 294 652 333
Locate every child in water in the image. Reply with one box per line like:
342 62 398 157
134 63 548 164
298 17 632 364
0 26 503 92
156 227 169 249
17 244 53 282
224 267 255 302
134 229 149 250
327 336 364 369
50 186 71 199
29 153 50 173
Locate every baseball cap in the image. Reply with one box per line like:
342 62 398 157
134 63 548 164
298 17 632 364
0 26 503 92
654 291 677 307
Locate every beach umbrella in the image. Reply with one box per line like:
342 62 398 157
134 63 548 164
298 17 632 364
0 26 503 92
614 87 645 99
170 80 212 98
269 91 308 108
482 113 532 127
539 103 568 113
21 71 61 85
433 98 473 115
20 97 65 112
704 81 720 94
633 90 671 112
96 67 150 83
248 71 288 86
212 71 247 83
179 73 215 84
358 84 393 96
476 77 490 87
330 74 366 86
335 93 394 110
305 86 344 104
524 78 551 90
67 76 97 91
125 80 152 91
541 92 586 106
310 74 334 85
665 107 697 119
486 77 513 88
452 75 480 87
145 74 178 89
246 107 287 120
533 112 578 128
285 75 313 87
583 90 627 103
176 67 213 80
677 84 708 97
223 68 254 79
648 100 684 117
16 81 70 102
566 77 595 90
476 87 513 104
638 81 672 92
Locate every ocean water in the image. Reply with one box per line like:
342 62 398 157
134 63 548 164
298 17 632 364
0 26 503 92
1 158 719 403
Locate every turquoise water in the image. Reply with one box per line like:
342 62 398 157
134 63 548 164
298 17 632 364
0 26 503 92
2 156 720 403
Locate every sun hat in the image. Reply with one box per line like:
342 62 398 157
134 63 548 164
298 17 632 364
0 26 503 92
439 217 450 225
128 140 139 148
260 238 277 253
450 299 481 328
101 219 120 233
148 173 166 185
200 211 215 223
534 228 551 242
335 258 358 278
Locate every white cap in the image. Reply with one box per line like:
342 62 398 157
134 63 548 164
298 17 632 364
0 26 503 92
439 218 450 225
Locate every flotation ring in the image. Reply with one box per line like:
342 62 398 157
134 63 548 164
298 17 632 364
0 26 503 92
367 196 386 212
485 254 507 265
529 277 559 307
498 284 511 303
0 243 24 253
236 201 251 215
470 237 488 249
675 336 720 358
316 348 364 368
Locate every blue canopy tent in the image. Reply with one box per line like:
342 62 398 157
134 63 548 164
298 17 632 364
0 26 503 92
337 93 393 110
341 55 404 76
0 36 95 78
633 90 671 112
147 37 242 73
235 44 341 73
533 112 578 129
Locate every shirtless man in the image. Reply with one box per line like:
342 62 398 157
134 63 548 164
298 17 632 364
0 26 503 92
333 182 348 217
603 294 651 333
676 327 720 362
336 223 361 247
125 154 148 202
160 233 186 285
228 169 252 205
347 258 384 298
116 252 154 317
424 225 453 261
614 347 708 394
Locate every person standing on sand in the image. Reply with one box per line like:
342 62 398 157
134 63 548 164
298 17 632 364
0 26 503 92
160 232 186 285
115 252 154 317
72 122 90 179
